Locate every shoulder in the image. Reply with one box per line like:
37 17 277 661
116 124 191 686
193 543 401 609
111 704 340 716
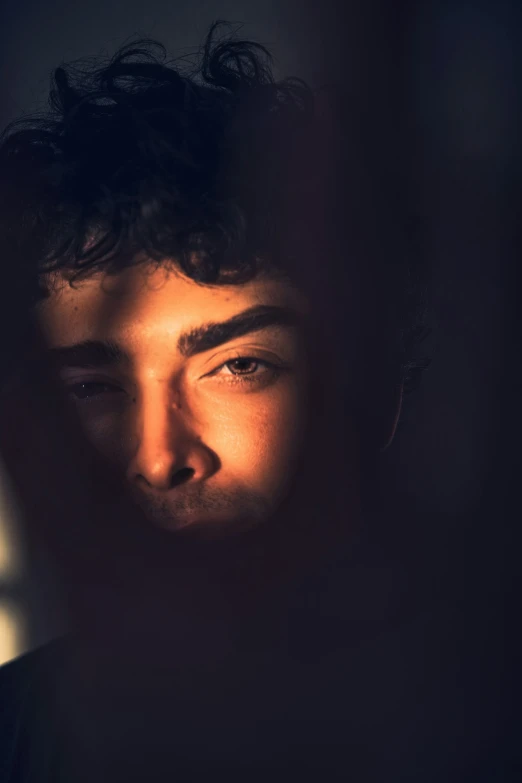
0 637 71 782
0 636 70 696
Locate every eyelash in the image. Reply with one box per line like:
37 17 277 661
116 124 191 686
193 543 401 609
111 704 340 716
67 381 123 401
66 356 280 400
209 356 280 385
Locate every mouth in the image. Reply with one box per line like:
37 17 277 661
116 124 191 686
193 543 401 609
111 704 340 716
133 503 263 540
129 486 271 538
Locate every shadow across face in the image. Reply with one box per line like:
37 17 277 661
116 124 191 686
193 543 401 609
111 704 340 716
36 265 310 540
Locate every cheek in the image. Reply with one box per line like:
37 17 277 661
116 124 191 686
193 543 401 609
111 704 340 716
206 382 305 491
74 409 133 466
71 379 307 490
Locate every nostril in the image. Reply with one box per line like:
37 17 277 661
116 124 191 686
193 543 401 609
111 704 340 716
170 467 195 488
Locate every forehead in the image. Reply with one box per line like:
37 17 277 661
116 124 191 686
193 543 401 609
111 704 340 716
37 264 307 343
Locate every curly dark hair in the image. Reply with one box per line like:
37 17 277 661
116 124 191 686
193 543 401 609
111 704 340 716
0 21 430 396
0 22 315 285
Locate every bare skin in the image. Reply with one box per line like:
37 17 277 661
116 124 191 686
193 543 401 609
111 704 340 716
37 264 309 539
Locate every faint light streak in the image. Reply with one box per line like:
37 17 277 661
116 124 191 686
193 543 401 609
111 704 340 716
0 460 27 664
0 459 25 580
0 600 26 666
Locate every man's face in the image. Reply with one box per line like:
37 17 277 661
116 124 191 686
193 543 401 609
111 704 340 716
37 264 309 538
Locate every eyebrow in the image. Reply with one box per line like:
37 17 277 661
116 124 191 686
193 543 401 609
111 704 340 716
48 305 301 369
48 338 130 369
177 304 300 358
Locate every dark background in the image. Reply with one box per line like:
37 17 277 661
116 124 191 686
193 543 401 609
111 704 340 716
0 0 520 775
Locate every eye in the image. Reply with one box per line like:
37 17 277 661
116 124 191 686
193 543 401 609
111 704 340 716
209 355 283 387
224 358 263 375
67 381 124 401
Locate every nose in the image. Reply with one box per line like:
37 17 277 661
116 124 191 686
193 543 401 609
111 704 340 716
126 390 216 491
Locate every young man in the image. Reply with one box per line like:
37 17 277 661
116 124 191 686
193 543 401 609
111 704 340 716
0 23 427 781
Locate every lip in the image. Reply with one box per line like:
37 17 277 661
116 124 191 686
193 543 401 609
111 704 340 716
136 504 220 533
151 512 258 541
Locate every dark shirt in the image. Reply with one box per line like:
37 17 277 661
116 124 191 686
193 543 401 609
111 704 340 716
1 520 520 782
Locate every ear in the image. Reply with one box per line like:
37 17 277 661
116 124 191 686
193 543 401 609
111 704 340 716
379 381 404 452
361 367 404 453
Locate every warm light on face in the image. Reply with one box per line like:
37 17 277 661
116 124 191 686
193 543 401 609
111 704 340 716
37 265 309 537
